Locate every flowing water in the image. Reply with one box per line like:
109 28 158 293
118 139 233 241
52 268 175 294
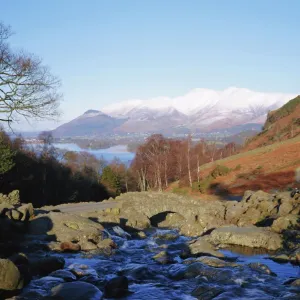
20 228 299 299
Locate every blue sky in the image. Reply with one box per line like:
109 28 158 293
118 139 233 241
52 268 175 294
2 0 300 130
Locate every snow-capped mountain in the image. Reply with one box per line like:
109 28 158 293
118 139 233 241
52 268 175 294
101 87 296 132
53 88 298 137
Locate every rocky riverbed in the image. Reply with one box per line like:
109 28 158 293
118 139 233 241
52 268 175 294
0 190 299 299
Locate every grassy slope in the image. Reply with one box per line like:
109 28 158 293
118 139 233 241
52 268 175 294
169 136 300 198
197 135 300 194
245 96 300 150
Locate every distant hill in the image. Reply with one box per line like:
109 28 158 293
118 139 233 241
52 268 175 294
52 110 128 138
245 96 300 150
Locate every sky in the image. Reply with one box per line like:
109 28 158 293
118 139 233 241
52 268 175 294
2 0 300 130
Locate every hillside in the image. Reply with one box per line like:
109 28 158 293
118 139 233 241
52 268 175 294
52 110 128 137
193 136 300 196
244 96 300 150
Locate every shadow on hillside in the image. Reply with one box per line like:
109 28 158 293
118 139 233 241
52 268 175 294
209 170 298 199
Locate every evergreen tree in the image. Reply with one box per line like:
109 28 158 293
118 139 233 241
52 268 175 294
0 132 15 175
101 166 121 195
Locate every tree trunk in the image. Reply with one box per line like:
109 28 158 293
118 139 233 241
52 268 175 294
197 155 200 183
187 137 192 188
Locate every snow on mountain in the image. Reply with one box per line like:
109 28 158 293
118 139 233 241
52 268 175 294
101 87 297 132
102 87 296 117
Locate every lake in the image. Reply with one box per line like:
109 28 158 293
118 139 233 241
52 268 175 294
30 143 135 165
54 143 135 164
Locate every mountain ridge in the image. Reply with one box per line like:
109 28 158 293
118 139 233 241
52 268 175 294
53 87 298 137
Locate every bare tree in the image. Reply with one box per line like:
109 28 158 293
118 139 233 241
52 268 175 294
186 135 192 188
0 22 61 124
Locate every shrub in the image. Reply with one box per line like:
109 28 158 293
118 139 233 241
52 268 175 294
211 165 231 178
198 176 213 193
192 181 200 192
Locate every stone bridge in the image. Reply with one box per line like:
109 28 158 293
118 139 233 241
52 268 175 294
109 192 227 235
100 191 299 236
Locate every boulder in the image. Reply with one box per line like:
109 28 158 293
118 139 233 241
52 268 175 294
269 253 299 264
153 251 174 264
208 226 282 250
224 201 247 224
50 270 77 282
290 278 300 286
0 203 13 217
248 262 276 276
0 259 23 290
80 241 98 251
241 190 255 202
28 212 105 248
188 237 224 258
271 214 299 233
180 221 205 237
9 253 29 266
276 192 300 216
184 256 239 268
51 281 103 300
60 241 81 252
166 242 192 258
30 256 65 276
17 203 34 221
7 208 23 221
118 263 154 280
228 190 279 226
97 238 117 255
136 231 147 239
0 190 20 205
184 262 233 282
68 263 98 278
241 190 271 203
191 284 225 299
104 276 129 298
167 264 187 280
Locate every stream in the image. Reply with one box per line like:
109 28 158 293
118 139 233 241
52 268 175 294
18 228 299 299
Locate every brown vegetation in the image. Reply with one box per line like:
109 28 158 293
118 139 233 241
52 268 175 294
245 96 300 150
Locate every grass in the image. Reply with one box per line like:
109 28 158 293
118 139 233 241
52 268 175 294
172 187 189 195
